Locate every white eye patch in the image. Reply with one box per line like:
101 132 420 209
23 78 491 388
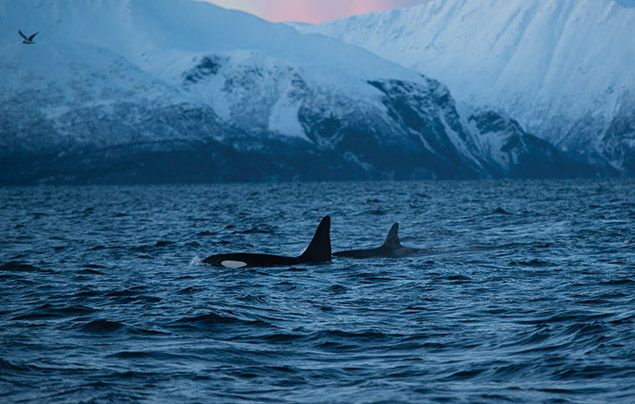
221 260 248 269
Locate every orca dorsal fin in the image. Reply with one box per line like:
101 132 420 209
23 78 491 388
382 223 401 249
300 216 332 262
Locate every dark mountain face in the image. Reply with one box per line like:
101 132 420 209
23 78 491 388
602 94 635 175
297 78 482 180
1 65 602 184
468 111 607 179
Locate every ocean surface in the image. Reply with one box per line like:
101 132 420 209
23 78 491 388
1 180 634 403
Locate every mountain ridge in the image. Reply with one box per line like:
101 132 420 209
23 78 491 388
297 0 635 174
0 0 606 184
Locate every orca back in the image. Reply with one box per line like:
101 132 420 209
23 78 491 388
300 216 331 263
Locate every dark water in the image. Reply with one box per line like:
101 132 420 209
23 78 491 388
1 181 634 403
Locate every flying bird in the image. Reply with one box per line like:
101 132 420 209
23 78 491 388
19 30 38 44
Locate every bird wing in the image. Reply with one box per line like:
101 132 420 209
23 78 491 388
18 30 28 40
28 32 39 41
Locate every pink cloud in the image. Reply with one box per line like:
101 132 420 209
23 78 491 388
207 0 424 23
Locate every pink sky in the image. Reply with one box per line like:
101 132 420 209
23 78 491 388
206 0 425 23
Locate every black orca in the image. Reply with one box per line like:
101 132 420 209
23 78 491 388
334 223 428 259
203 216 331 268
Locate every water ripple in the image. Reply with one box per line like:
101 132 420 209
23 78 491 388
0 180 634 402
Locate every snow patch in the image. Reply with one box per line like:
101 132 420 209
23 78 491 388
300 0 635 156
268 94 307 140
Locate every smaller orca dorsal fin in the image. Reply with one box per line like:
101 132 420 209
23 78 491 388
382 223 401 249
300 216 331 262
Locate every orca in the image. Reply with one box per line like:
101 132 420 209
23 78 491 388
203 216 331 268
334 223 428 259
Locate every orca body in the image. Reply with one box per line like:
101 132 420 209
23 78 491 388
203 216 331 268
334 223 428 259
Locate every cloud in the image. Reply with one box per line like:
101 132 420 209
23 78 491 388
206 0 425 23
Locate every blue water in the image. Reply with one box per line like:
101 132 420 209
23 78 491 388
1 180 634 402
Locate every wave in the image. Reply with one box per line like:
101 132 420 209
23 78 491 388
311 329 399 342
103 287 161 303
79 319 126 333
131 240 174 252
0 261 41 272
446 275 471 282
76 319 167 335
234 225 277 235
106 351 185 361
493 207 513 215
600 278 635 286
171 312 271 330
194 230 217 237
443 368 486 380
0 358 35 373
508 258 553 267
77 268 105 275
11 304 96 320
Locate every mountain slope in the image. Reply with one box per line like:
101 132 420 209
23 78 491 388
0 0 598 184
298 0 635 174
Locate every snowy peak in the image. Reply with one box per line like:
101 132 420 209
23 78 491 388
0 0 609 183
299 0 635 171
0 0 422 82
306 0 635 108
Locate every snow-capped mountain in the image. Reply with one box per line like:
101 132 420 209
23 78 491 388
298 0 635 174
0 0 598 184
